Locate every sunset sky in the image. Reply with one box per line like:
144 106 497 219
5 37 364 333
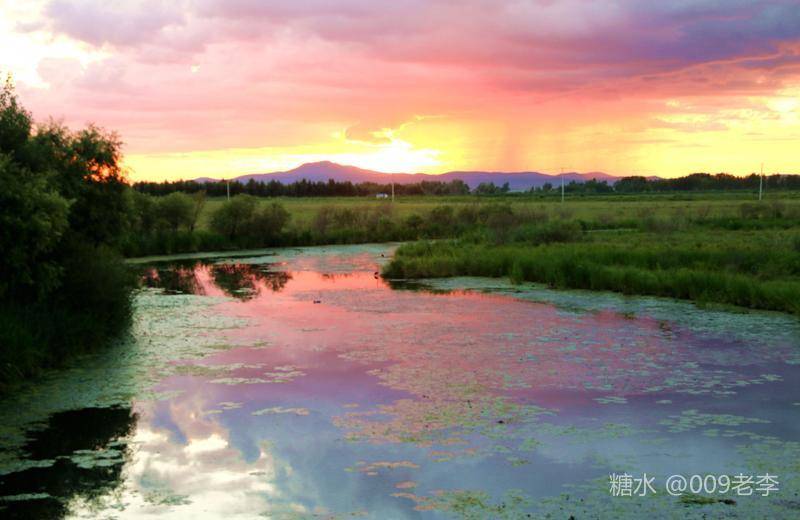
2 0 799 181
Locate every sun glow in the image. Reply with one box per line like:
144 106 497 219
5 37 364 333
124 137 442 181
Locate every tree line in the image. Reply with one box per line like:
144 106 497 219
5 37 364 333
134 178 472 197
613 173 800 192
133 172 800 198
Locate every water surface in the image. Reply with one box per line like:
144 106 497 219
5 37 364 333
1 244 799 518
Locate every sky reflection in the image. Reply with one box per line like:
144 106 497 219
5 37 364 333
1 244 799 518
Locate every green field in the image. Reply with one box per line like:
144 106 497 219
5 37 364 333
196 191 800 233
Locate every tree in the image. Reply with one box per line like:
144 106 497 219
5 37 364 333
0 75 32 158
210 194 259 239
157 192 194 232
0 153 70 300
474 182 499 195
130 190 158 234
249 202 290 242
0 76 135 389
23 120 131 246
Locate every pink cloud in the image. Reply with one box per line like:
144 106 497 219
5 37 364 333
9 0 800 177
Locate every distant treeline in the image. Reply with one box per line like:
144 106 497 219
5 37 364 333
614 173 800 192
133 172 800 197
134 178 473 197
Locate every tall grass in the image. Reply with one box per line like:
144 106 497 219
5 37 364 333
383 227 800 315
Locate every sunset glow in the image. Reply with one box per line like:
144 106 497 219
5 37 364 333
2 0 799 180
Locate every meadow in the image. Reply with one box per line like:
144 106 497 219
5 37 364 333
379 193 800 315
195 191 800 232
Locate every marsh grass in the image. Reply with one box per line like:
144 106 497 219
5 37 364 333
125 193 800 256
383 225 800 315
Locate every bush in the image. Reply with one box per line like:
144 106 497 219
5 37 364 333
156 192 195 232
510 220 582 245
249 202 291 242
210 195 259 239
209 196 291 247
0 243 135 391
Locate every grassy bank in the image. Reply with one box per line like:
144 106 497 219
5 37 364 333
383 218 800 316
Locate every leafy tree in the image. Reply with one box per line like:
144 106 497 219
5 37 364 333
157 192 194 232
0 153 70 300
0 75 32 158
130 190 158 234
0 76 135 390
210 194 259 239
249 202 290 241
474 182 499 195
27 122 131 246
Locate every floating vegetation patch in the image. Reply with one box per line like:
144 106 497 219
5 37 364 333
252 406 310 417
394 488 533 518
659 409 771 433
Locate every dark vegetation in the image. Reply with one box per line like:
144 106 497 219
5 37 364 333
0 79 135 391
135 177 472 197
132 172 800 198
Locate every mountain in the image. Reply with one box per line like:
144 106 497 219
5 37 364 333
197 161 621 191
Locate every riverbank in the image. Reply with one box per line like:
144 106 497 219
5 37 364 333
383 224 800 315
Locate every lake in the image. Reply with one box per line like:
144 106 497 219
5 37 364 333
1 244 799 518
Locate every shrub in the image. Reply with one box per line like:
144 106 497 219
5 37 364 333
249 202 291 243
210 195 259 239
156 192 194 232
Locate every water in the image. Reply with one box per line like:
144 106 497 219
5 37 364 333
1 244 799 518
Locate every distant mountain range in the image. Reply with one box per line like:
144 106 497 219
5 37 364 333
195 161 627 191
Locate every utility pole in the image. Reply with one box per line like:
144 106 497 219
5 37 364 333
759 163 764 201
391 173 395 203
227 180 230 201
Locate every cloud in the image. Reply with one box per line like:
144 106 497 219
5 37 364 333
43 0 186 47
27 0 800 95
7 0 800 177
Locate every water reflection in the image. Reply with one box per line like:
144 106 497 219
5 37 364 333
2 244 800 518
141 260 291 300
210 264 291 300
0 406 137 519
142 263 205 295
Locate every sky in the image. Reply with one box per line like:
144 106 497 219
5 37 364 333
1 0 799 181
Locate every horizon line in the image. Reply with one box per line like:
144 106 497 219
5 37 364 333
135 159 795 183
